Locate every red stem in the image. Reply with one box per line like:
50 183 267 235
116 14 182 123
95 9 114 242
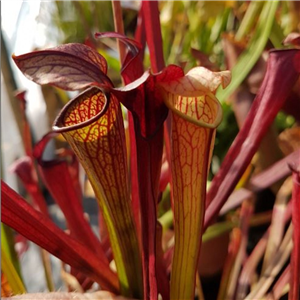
136 132 163 300
138 2 166 299
128 114 141 237
134 6 146 63
111 0 142 260
141 1 165 73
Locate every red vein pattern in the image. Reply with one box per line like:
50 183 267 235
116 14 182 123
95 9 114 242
159 68 229 300
95 32 145 242
53 88 142 298
170 101 215 300
13 43 111 91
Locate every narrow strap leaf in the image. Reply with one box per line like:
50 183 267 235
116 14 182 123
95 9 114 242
205 49 300 230
14 90 33 157
217 229 242 300
10 157 49 216
155 223 170 300
1 181 119 293
142 1 165 73
33 134 108 263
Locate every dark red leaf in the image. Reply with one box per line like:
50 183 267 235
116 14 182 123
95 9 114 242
113 65 184 138
141 1 165 73
112 65 183 300
14 90 33 157
33 134 109 263
9 156 49 216
155 223 170 300
128 112 141 240
95 32 144 84
56 148 82 198
205 49 300 230
220 150 300 214
134 133 163 300
282 79 300 122
10 90 49 219
96 20 173 298
249 149 300 192
134 8 146 65
1 181 119 294
113 68 184 300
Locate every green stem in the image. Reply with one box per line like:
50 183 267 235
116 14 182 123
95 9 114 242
235 1 264 41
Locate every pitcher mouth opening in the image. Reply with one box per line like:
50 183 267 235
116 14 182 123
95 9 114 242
52 87 110 134
164 92 223 129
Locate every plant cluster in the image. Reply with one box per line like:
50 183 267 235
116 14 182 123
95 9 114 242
1 1 300 300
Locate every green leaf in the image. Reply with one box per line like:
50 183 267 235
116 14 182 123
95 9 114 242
217 0 279 103
1 224 22 278
1 244 26 295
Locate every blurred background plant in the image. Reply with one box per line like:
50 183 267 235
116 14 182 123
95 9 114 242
1 1 300 299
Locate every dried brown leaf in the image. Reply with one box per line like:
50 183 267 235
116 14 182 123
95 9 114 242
278 127 300 156
3 291 135 300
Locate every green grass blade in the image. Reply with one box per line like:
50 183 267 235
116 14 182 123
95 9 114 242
235 1 264 41
1 224 22 278
1 244 26 295
217 0 279 103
